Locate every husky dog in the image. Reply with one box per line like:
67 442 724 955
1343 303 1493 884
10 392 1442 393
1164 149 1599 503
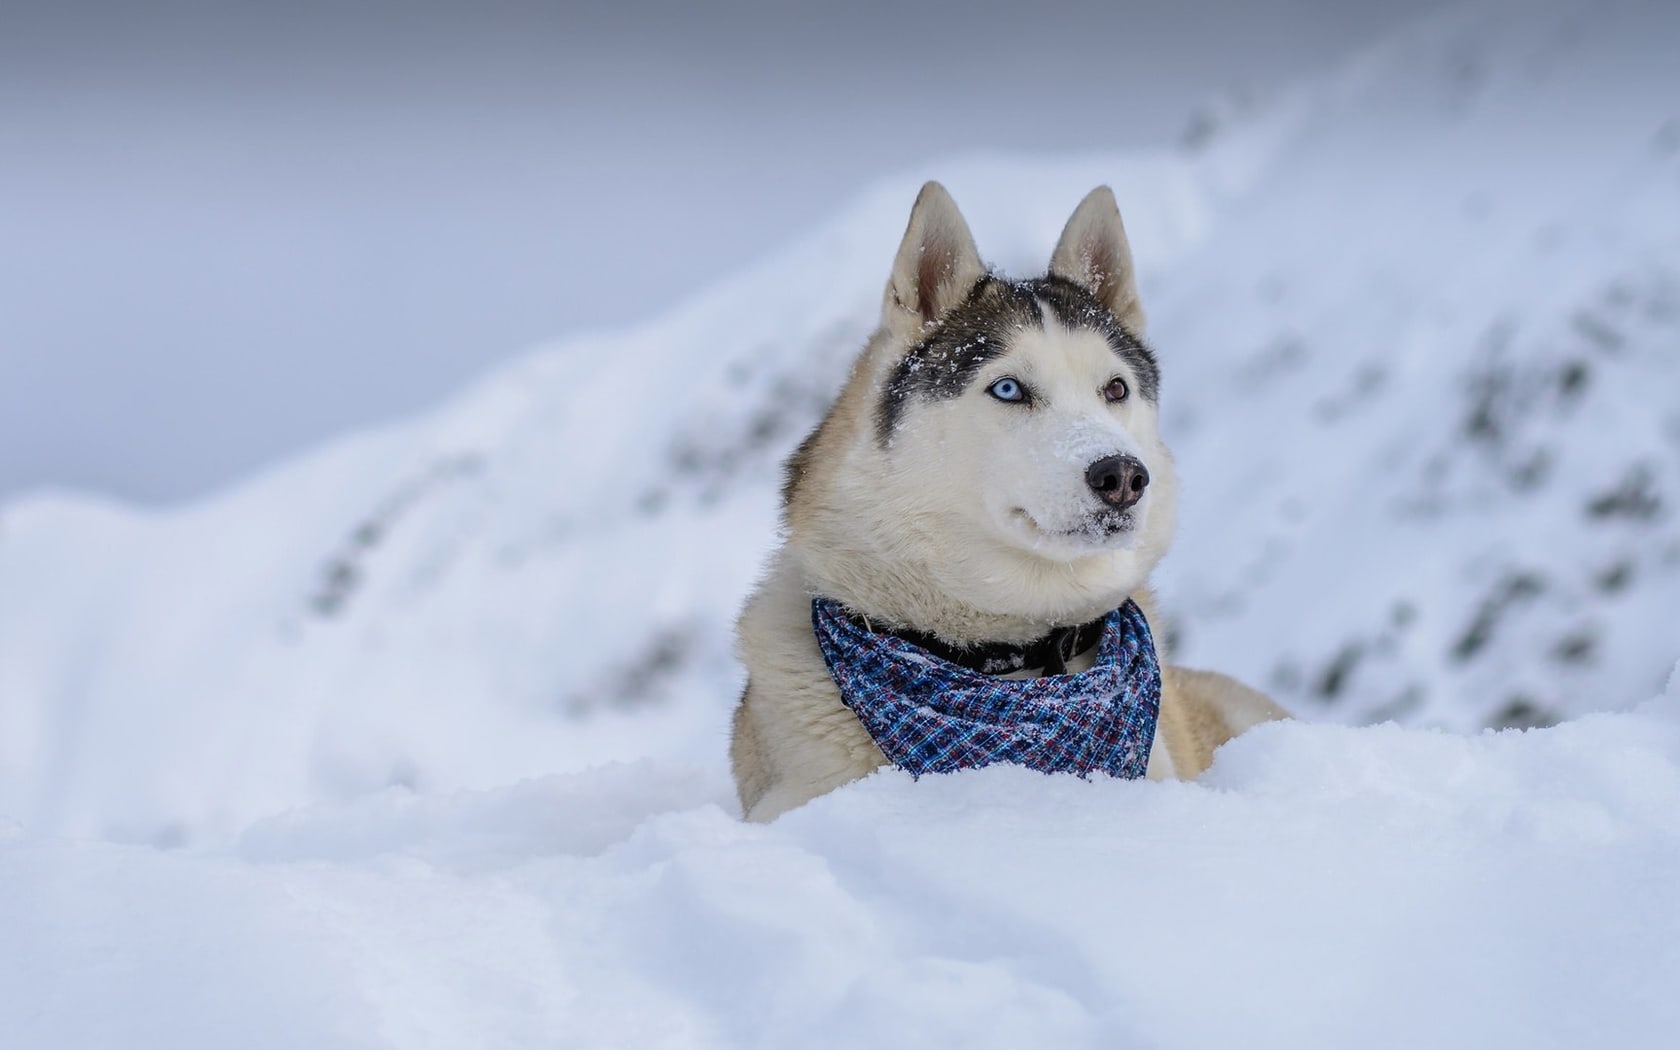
731 182 1286 822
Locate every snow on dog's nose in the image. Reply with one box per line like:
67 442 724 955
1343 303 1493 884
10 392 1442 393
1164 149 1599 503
1085 454 1149 510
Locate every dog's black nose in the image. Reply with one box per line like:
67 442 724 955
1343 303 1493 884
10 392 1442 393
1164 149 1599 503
1085 454 1149 510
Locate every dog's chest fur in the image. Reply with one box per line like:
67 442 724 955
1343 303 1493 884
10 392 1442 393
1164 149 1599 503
732 549 1183 822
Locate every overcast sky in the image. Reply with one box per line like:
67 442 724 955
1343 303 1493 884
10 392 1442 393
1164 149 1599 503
0 0 1442 506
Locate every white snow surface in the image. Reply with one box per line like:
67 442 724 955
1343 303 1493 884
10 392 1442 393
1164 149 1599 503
4 0 1680 1044
9 684 1680 1049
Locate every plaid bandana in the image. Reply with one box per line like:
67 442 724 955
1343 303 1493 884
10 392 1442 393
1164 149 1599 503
811 596 1161 778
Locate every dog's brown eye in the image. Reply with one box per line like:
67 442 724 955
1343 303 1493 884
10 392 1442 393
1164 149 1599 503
1103 377 1129 403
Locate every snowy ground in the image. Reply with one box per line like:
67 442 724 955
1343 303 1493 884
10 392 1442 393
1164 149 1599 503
7 673 1680 1048
3 0 1680 1045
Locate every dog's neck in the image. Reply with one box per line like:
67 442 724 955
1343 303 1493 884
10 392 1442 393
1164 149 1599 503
789 534 1145 648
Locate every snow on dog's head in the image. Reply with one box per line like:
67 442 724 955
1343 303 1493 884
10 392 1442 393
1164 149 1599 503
784 183 1178 636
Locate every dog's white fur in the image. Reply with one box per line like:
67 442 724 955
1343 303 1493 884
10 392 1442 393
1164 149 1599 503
731 182 1287 821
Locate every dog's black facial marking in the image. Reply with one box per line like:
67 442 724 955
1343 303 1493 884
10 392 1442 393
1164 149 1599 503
875 274 1158 446
1031 275 1160 403
877 276 1043 444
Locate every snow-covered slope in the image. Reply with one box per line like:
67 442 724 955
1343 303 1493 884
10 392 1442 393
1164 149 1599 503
0 154 1225 843
3 1 1680 1043
1155 0 1680 732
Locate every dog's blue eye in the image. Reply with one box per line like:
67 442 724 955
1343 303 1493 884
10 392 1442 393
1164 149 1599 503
987 377 1026 403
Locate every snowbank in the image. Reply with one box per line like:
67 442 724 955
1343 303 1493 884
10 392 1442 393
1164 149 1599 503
6 668 1679 1049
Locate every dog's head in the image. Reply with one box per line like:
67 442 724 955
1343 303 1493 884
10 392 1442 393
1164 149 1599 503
789 182 1178 634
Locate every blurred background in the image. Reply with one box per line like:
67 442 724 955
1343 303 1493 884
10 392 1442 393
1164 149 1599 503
0 0 1439 506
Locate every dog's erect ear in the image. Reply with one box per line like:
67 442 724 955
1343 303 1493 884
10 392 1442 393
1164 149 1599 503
887 181 985 327
1049 186 1146 333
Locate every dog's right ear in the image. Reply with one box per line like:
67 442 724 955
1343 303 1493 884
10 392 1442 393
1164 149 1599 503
885 181 985 329
1050 186 1146 334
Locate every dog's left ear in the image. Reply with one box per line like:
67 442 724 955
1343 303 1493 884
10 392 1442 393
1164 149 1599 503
1049 186 1146 334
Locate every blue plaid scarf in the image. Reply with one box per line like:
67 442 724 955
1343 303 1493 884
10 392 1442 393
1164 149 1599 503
811 597 1161 778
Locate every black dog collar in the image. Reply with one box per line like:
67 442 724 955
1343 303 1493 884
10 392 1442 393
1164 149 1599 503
831 606 1109 676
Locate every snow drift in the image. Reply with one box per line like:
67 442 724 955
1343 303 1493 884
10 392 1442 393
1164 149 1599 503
2 0 1680 1045
7 673 1680 1048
